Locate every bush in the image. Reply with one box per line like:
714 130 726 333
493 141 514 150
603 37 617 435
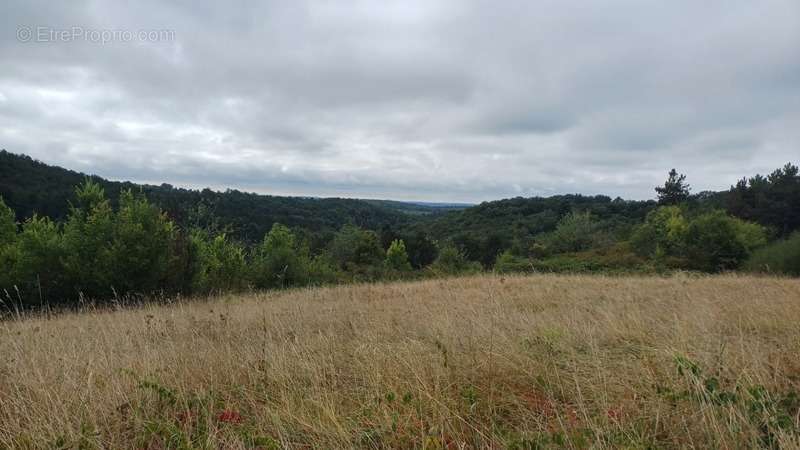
630 206 688 258
328 225 384 270
384 239 412 271
61 181 116 298
683 211 761 272
8 215 67 305
109 190 177 294
0 196 15 247
493 250 531 274
631 207 767 272
251 223 309 289
538 211 603 254
745 232 800 276
428 243 482 275
190 231 248 294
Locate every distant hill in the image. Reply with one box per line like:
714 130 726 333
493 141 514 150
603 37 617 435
0 150 416 242
364 199 471 216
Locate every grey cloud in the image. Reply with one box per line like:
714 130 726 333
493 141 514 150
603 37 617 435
0 0 798 202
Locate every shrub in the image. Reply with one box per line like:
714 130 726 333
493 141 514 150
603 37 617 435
190 231 248 294
61 181 116 298
0 196 15 247
8 215 67 305
384 239 412 271
251 224 309 289
328 225 384 270
630 206 688 258
744 232 800 276
428 243 482 275
493 250 531 274
539 211 602 254
683 211 752 272
108 190 177 294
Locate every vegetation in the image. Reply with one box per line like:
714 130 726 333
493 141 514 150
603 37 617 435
1 153 799 310
2 274 799 448
655 168 691 205
0 150 412 243
745 232 800 276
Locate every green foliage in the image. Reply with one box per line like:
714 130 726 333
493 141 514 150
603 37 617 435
493 250 531 274
745 232 800 276
655 169 691 205
402 231 438 269
2 153 798 309
632 207 767 272
668 355 800 448
9 215 66 303
0 196 16 247
428 243 482 275
251 223 309 289
683 211 761 272
110 190 177 294
190 231 248 294
384 239 412 271
0 150 410 243
538 211 603 254
328 225 384 270
630 206 688 259
61 181 117 298
726 163 800 236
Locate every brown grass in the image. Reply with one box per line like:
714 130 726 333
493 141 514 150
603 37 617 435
1 274 800 449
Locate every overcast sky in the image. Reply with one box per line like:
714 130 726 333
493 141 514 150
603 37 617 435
2 1 798 202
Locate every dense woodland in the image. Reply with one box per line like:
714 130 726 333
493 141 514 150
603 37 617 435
1 150 799 310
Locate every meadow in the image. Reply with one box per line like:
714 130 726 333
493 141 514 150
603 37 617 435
1 274 800 449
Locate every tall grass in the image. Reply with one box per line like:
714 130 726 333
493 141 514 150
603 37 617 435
1 274 800 448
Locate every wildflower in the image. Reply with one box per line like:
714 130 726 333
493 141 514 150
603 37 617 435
217 409 243 424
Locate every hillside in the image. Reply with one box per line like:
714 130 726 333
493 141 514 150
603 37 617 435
0 150 415 242
2 274 799 448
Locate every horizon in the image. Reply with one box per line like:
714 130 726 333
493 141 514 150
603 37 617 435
2 1 799 203
7 148 782 206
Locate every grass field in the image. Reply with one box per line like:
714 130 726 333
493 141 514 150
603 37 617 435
2 274 800 449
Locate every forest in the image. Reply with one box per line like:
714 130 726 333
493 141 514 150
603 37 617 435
1 150 799 310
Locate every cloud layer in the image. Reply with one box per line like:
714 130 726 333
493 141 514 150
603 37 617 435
2 0 798 201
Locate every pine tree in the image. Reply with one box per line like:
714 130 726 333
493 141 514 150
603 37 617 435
385 239 411 271
655 169 690 205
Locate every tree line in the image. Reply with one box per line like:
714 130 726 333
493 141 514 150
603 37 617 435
1 160 798 311
1 179 480 309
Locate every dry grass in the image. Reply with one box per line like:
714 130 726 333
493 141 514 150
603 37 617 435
1 274 800 449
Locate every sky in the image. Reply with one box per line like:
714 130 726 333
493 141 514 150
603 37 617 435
1 0 798 203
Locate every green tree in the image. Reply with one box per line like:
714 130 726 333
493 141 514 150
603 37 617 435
403 231 438 269
745 232 800 276
539 211 601 254
630 206 688 259
0 197 18 294
327 225 384 270
683 211 751 272
0 196 16 247
190 231 248 294
428 243 482 275
251 223 309 289
11 216 66 305
61 180 116 298
384 239 412 271
726 163 800 236
493 250 531 274
656 169 691 205
109 190 177 294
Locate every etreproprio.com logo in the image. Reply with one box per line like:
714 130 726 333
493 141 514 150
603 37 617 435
17 26 175 44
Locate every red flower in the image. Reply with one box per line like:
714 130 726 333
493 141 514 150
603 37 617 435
217 409 243 424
